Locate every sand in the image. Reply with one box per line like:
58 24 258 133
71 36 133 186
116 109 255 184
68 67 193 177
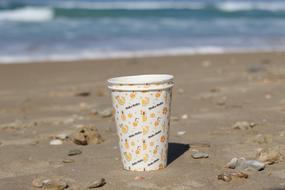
0 52 285 190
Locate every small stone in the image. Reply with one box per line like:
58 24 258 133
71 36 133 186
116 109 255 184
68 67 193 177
217 173 232 182
50 139 63 145
226 157 238 169
62 159 74 163
97 108 113 118
191 152 209 159
256 148 282 165
177 131 186 136
181 114 188 120
72 125 104 145
75 92 91 97
42 178 68 190
68 149 82 156
232 121 253 130
87 178 106 189
134 176 145 180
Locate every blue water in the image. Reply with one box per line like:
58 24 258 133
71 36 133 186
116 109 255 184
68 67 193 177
1 0 285 63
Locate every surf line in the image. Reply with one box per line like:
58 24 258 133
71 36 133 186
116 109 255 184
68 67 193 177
129 131 142 138
148 101 163 110
132 159 143 166
148 130 161 139
148 158 159 166
126 102 140 110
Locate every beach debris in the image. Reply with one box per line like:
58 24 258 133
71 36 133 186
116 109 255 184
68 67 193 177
181 114 188 120
218 171 248 182
75 92 91 97
32 177 68 190
232 121 256 130
171 116 179 121
97 108 113 118
177 131 186 136
49 139 63 145
62 159 74 163
72 125 104 145
55 133 69 140
217 173 232 182
226 157 265 171
68 149 82 156
87 178 106 189
191 152 209 159
256 148 282 165
134 176 145 180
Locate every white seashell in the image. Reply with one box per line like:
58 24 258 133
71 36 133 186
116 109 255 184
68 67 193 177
181 114 188 120
49 139 63 145
177 131 186 136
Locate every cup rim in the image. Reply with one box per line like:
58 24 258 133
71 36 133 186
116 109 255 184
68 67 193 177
107 74 173 85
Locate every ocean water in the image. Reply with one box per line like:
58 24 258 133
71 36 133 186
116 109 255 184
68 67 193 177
1 0 285 63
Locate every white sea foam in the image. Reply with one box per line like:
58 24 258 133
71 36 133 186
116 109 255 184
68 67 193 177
0 7 53 22
216 2 285 12
0 46 236 64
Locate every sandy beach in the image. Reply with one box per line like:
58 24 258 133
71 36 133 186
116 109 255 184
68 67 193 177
0 52 285 190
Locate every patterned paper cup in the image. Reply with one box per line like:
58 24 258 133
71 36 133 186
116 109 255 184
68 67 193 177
108 74 174 171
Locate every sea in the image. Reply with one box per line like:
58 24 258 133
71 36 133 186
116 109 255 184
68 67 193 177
1 0 285 63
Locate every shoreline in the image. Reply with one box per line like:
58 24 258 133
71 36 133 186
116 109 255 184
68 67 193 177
1 49 285 65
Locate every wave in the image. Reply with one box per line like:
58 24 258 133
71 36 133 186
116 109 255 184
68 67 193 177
0 7 53 22
0 46 226 63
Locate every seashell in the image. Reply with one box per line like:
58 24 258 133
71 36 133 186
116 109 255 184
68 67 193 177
42 178 68 190
177 131 186 136
191 152 209 159
62 159 74 163
232 121 256 130
49 139 63 145
87 178 106 189
181 114 188 120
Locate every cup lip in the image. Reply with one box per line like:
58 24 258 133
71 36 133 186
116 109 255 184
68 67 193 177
107 74 173 85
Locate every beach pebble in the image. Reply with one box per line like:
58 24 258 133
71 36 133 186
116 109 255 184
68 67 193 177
181 114 188 120
62 159 74 163
191 152 209 159
87 178 106 189
72 125 104 145
256 148 282 165
49 139 63 145
42 179 68 190
177 131 186 136
68 149 82 156
217 173 232 182
134 176 145 180
97 108 113 118
232 121 256 130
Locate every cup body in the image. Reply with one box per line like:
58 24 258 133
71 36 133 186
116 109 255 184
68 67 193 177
108 74 174 171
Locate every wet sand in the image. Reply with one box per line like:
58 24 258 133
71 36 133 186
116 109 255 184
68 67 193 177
0 52 285 190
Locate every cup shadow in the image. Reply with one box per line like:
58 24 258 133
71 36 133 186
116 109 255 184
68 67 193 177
167 142 190 165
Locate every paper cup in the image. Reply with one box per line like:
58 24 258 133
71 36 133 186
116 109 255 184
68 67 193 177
108 74 174 171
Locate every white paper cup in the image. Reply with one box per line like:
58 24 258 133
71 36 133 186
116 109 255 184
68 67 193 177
108 74 174 171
